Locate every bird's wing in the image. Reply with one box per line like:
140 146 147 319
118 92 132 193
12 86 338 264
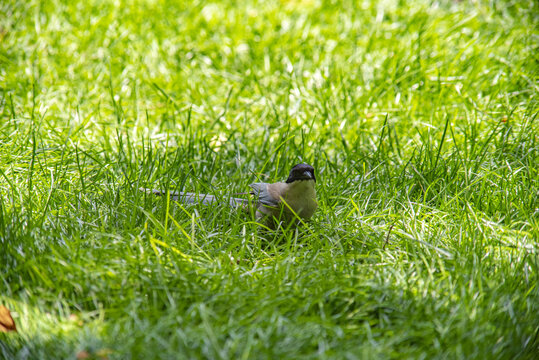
249 182 283 207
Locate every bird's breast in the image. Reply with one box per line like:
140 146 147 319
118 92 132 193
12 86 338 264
281 180 317 219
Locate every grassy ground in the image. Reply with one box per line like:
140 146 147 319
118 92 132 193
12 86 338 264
1 0 538 358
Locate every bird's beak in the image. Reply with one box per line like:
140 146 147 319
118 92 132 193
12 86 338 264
303 171 313 179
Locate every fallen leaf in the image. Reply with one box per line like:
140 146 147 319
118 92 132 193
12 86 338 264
0 305 17 333
76 350 91 360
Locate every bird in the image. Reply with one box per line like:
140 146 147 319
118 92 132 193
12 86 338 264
141 163 318 229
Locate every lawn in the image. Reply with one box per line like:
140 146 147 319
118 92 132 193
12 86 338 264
1 0 538 358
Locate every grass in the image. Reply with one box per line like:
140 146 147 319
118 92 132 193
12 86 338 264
1 0 538 358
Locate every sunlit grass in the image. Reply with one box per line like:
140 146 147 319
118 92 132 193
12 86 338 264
1 0 538 358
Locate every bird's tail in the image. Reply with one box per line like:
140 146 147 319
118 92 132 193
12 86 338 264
139 188 249 208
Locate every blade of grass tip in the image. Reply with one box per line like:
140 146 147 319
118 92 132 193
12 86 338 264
27 127 36 218
75 145 86 194
449 122 468 185
397 148 416 186
376 114 389 159
0 195 5 236
339 128 349 154
393 124 402 160
473 120 502 174
125 121 134 166
151 81 178 106
432 114 450 175
386 117 394 153
167 152 184 195
31 82 36 122
52 119 73 189
140 128 146 184
38 165 55 228
9 94 15 121
164 189 170 235
115 128 133 185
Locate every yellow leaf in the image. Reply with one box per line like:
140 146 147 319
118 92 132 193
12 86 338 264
76 350 90 360
0 305 17 333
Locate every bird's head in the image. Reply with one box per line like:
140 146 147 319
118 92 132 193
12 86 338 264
286 163 316 183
